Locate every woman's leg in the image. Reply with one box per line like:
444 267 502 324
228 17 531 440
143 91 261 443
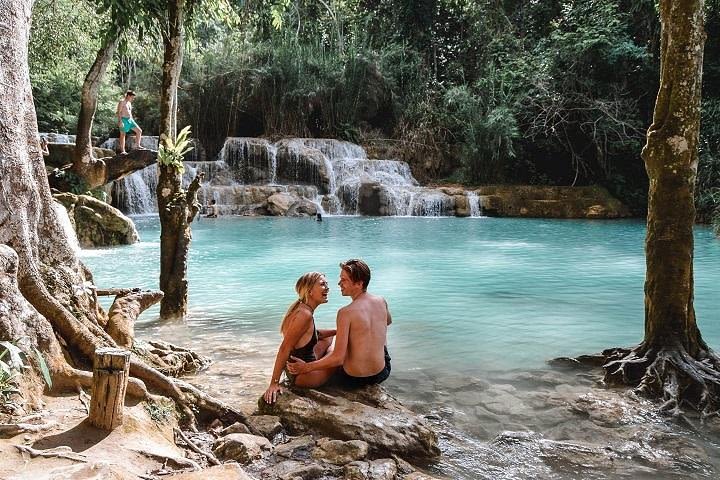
293 367 337 388
294 341 336 388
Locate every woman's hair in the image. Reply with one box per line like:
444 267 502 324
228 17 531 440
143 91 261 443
280 271 325 333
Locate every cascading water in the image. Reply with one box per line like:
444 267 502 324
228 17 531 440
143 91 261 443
108 136 469 217
467 191 483 217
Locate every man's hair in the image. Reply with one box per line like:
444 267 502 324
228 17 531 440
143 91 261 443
340 259 371 290
125 90 136 97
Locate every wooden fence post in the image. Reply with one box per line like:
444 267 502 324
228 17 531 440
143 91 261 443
88 347 131 430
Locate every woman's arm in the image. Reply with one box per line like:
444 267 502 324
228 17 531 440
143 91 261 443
263 310 311 404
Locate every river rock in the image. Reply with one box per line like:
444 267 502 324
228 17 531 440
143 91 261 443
245 414 283 439
221 421 251 436
212 433 273 463
169 464 254 480
261 459 327 480
275 435 316 460
53 192 138 247
287 197 319 217
312 438 369 464
476 185 630 218
267 192 296 216
357 181 392 216
258 387 440 459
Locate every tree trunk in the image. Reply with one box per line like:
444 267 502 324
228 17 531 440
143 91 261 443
157 0 201 319
598 0 720 418
0 0 247 429
641 0 705 353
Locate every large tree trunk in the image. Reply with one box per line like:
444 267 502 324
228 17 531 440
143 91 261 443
157 0 201 319
1 0 245 429
74 30 119 166
599 0 720 418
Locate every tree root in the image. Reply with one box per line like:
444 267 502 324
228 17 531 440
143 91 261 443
173 427 220 466
15 445 88 463
107 289 164 348
600 343 720 421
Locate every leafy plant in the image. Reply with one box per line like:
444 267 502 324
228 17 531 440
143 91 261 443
144 398 175 424
158 125 194 174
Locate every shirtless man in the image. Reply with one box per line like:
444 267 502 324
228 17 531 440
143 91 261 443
116 90 143 154
286 259 392 388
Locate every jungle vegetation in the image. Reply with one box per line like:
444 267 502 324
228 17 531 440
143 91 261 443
29 0 720 227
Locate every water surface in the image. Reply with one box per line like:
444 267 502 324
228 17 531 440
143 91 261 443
80 216 720 478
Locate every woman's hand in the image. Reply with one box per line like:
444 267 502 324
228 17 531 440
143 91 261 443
286 356 309 375
263 383 283 404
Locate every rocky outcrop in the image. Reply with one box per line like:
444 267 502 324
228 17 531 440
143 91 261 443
54 192 139 247
275 139 333 194
460 185 631 219
201 185 319 217
258 386 440 459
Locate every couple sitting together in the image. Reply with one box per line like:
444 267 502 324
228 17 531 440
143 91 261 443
263 259 392 404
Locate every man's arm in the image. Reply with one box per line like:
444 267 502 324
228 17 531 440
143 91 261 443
116 101 123 125
384 298 392 326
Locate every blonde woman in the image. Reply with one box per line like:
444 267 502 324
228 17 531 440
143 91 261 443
263 272 336 404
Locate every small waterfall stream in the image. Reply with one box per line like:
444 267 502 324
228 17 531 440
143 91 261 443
467 191 483 217
110 137 474 217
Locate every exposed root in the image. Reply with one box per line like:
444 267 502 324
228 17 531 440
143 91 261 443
599 343 720 421
15 445 88 463
107 289 164 348
0 421 58 438
173 427 220 466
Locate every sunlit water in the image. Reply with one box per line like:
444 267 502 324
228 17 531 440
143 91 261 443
80 216 720 478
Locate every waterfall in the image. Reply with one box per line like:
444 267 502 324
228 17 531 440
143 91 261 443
467 191 482 217
108 136 469 217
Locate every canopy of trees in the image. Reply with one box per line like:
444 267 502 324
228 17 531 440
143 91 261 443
29 0 720 227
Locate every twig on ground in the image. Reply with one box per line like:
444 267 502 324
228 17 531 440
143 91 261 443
0 421 58 437
77 386 91 414
173 427 220 466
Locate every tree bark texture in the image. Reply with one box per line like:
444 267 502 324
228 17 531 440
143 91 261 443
88 347 130 430
157 0 199 319
641 0 705 352
0 0 247 429
74 30 120 169
601 0 720 418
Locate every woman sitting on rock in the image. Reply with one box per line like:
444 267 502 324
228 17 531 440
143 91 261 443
263 272 336 404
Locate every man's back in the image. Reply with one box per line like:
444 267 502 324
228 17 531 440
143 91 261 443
341 292 388 376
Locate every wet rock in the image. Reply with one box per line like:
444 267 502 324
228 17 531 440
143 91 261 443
170 463 254 480
274 435 316 460
246 415 283 439
261 459 327 480
287 197 319 217
258 387 439 459
312 438 369 465
221 421 251 436
212 433 273 463
343 459 397 480
54 192 138 247
267 192 296 216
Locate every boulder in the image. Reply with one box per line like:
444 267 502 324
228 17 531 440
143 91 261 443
267 192 296 216
245 415 283 439
287 197 319 217
274 435 316 460
221 421 251 436
258 387 439 459
454 194 470 217
54 192 138 247
261 460 328 480
275 140 333 194
167 464 254 480
212 433 273 463
343 459 398 480
312 438 369 465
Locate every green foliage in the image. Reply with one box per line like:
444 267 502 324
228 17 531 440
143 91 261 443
0 342 52 404
144 398 175 424
159 126 194 173
697 99 720 225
